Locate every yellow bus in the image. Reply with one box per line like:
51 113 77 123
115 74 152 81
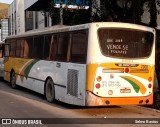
4 22 155 106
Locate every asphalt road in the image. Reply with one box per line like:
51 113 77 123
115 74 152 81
0 78 160 127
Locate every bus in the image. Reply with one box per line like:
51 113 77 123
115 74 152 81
0 42 4 78
4 22 155 106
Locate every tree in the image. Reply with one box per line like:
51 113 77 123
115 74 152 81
48 0 92 25
148 0 157 27
47 0 158 28
98 0 158 27
91 0 134 22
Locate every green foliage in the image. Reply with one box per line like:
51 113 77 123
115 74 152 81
48 8 61 25
63 8 91 25
49 0 92 25
47 0 158 27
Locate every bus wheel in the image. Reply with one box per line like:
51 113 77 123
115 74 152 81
10 71 17 89
45 78 55 102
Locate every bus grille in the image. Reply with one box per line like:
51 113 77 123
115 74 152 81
67 69 79 97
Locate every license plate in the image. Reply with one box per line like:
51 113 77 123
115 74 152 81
120 88 131 93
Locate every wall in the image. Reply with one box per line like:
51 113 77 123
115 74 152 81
37 12 45 29
1 19 8 41
24 0 38 10
16 0 25 34
8 0 16 35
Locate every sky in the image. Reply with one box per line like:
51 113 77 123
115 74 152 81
0 0 14 4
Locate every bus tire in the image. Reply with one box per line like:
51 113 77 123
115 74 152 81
45 78 55 103
10 71 17 89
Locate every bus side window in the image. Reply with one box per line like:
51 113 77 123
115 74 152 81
0 44 4 58
4 43 9 57
44 35 51 60
16 39 23 57
49 33 70 61
24 37 33 58
9 39 16 57
20 40 25 58
33 36 44 59
70 30 87 64
49 34 58 60
24 40 29 58
0 50 2 58
56 33 69 62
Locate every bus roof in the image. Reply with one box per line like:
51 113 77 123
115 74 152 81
6 22 154 39
6 24 90 39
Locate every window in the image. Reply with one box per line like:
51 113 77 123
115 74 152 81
20 40 25 57
33 36 44 59
4 40 9 57
5 44 9 57
26 11 33 18
16 39 24 57
70 30 88 63
16 40 21 57
56 33 69 61
0 51 2 58
98 28 154 58
49 33 69 61
10 39 16 57
49 34 58 60
24 37 33 58
44 35 51 60
0 44 4 58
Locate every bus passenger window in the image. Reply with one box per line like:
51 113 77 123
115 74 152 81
70 31 87 63
24 37 33 58
16 39 24 57
49 35 58 60
20 40 25 57
0 50 2 58
33 36 44 59
44 35 51 60
10 39 16 57
0 44 4 58
16 39 21 57
4 44 9 57
49 33 69 61
56 33 69 62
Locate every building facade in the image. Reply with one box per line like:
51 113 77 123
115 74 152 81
8 0 52 36
1 19 8 41
8 0 160 36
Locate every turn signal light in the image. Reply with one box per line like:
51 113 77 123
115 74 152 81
148 77 152 82
96 76 102 82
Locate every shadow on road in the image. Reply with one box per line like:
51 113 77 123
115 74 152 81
0 79 120 110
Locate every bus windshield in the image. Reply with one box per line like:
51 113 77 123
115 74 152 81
98 28 154 58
